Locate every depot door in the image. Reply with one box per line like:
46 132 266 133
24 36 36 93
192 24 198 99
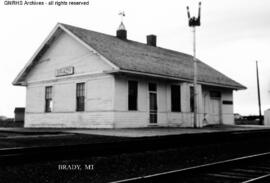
210 98 221 124
149 83 157 124
209 91 221 124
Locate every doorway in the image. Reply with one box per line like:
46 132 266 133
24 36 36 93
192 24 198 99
149 83 157 124
209 91 221 124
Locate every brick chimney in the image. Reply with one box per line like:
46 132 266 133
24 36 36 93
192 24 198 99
147 35 157 46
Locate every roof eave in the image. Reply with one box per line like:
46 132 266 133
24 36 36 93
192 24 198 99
12 23 120 86
12 23 63 86
106 69 246 90
12 79 27 86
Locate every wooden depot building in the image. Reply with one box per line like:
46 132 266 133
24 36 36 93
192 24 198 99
13 23 246 128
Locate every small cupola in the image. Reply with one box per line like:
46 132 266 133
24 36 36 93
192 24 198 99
116 11 127 40
116 22 127 40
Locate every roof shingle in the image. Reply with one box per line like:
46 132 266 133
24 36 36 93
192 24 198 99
61 23 245 89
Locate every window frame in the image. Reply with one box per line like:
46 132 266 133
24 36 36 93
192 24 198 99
76 82 85 112
190 86 194 112
45 86 53 113
128 80 138 111
171 85 181 112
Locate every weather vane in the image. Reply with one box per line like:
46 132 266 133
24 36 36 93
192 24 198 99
118 11 125 23
186 2 201 27
118 11 126 31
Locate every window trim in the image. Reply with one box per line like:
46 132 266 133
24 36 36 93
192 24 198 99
190 86 194 112
149 83 158 124
171 85 181 112
128 80 138 111
45 86 53 113
76 82 85 112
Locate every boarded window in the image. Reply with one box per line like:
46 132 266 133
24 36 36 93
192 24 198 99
76 83 85 111
45 86 53 112
190 86 194 112
171 85 181 112
128 81 138 110
210 91 221 98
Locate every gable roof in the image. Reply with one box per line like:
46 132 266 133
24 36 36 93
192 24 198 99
13 23 246 90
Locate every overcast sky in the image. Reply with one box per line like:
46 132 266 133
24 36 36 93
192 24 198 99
0 0 269 117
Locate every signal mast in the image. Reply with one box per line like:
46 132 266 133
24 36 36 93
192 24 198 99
186 2 202 128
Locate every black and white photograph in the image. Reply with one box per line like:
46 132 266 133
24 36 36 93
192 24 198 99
0 0 270 182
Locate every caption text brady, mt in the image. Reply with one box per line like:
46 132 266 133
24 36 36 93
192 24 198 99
58 164 94 171
3 0 90 6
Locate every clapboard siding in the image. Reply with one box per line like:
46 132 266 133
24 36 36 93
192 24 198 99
25 75 115 128
221 89 234 125
26 31 112 83
21 24 235 128
25 112 114 128
113 75 205 127
26 85 45 113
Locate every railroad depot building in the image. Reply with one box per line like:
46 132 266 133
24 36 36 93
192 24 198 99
13 23 246 128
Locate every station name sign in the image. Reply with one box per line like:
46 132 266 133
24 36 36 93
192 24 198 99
55 66 74 77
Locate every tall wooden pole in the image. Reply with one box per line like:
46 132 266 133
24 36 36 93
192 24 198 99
256 61 263 125
193 27 198 128
187 2 201 128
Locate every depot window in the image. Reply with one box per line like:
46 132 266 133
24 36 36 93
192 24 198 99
190 86 194 112
128 81 138 111
76 83 85 111
45 86 53 112
171 85 181 112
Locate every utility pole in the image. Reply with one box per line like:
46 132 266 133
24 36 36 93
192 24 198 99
186 2 201 128
256 61 263 125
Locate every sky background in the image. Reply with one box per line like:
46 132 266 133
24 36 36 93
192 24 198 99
0 0 269 117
